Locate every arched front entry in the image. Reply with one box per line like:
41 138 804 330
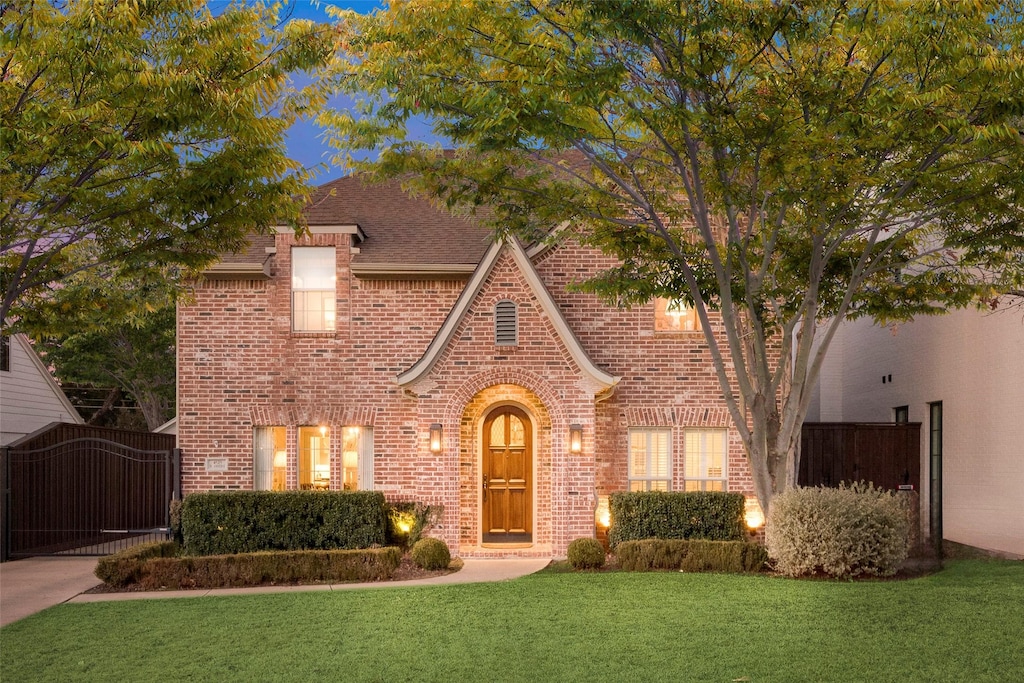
482 405 532 544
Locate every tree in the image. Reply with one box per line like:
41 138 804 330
37 275 176 431
322 0 1024 514
1 0 336 327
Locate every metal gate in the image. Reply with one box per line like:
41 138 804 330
1 424 179 561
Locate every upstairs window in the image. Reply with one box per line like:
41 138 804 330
495 300 518 346
654 297 701 332
292 247 336 332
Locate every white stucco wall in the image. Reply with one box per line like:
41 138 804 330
812 307 1024 556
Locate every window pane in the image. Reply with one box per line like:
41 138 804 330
654 297 701 332
685 429 727 488
299 426 330 489
509 415 525 448
629 428 671 490
342 427 360 490
292 247 336 289
254 427 287 490
490 417 506 448
292 248 336 332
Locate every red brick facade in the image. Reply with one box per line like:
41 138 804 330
178 196 756 558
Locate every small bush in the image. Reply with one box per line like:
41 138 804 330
616 538 767 573
567 538 606 569
95 541 178 587
608 491 745 546
180 490 387 555
410 537 451 570
386 502 443 548
766 482 910 578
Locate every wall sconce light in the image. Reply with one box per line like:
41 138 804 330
595 495 611 528
429 423 443 453
744 497 765 530
569 424 583 453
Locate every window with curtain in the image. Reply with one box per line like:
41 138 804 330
684 429 727 491
254 426 287 490
298 426 331 489
344 426 374 490
292 247 336 332
628 428 671 491
654 297 701 332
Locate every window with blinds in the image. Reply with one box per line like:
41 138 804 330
495 300 518 346
684 429 727 491
628 428 671 491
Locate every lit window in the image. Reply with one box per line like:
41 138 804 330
495 300 517 346
254 426 287 491
654 297 701 332
299 426 331 489
292 247 336 332
684 429 727 491
629 429 671 491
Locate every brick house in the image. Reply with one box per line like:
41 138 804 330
177 176 755 558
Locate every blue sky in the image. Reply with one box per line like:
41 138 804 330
262 0 446 184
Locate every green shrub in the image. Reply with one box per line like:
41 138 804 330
169 498 183 545
608 491 746 546
180 491 387 555
567 538 606 569
410 537 451 570
95 541 178 587
136 547 402 589
615 538 767 573
386 501 443 548
766 482 910 578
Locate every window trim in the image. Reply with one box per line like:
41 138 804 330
628 428 672 491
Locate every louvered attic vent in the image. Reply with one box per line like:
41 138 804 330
495 300 518 346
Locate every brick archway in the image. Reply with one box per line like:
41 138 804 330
450 371 565 555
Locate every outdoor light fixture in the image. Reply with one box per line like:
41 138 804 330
745 497 765 530
429 423 443 453
595 495 611 528
569 424 583 453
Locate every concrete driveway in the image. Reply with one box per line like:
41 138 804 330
0 556 102 627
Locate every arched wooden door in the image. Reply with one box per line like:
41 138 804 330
482 406 532 544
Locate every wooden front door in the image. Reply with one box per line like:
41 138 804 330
482 406 532 544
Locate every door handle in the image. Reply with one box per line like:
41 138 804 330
482 474 488 501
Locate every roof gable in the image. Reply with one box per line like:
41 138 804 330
396 240 619 395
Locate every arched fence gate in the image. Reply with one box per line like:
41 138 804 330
1 423 179 561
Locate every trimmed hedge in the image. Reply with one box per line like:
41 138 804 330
180 490 387 556
608 491 746 546
766 482 910 578
95 544 402 589
616 538 768 573
95 541 179 587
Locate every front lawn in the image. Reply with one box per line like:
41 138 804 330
2 559 1021 682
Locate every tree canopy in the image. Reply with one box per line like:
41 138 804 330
323 0 1024 511
1 0 335 328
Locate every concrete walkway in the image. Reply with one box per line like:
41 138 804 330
1 556 550 627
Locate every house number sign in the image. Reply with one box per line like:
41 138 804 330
205 457 229 472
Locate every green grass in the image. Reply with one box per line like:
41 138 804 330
2 559 1022 682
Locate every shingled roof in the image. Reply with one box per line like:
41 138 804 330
306 175 493 270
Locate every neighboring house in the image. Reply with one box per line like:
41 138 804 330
0 333 84 446
807 307 1024 557
177 177 755 558
155 416 177 444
